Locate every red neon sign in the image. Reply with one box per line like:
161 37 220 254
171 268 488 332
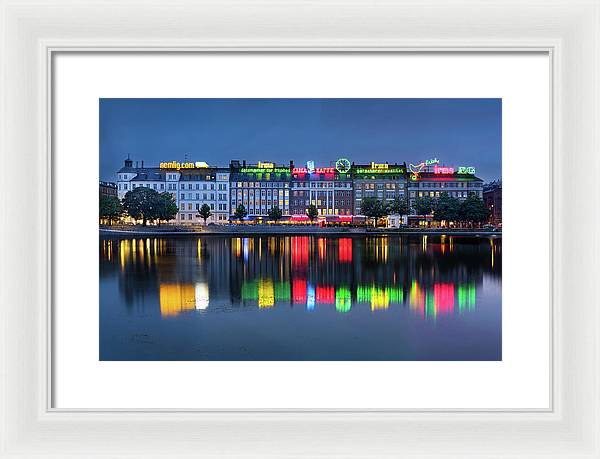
433 165 455 175
292 167 335 174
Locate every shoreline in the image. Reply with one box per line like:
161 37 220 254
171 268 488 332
99 226 501 238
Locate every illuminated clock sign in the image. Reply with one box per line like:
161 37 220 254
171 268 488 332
160 161 209 170
335 158 351 173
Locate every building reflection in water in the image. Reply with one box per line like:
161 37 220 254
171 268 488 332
100 234 500 319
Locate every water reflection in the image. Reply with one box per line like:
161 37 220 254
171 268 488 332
100 235 501 320
100 234 501 360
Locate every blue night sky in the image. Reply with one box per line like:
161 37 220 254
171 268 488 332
100 98 501 182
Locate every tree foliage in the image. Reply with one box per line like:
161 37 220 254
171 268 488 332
306 204 319 222
360 197 389 227
413 196 434 216
433 192 461 222
122 187 161 226
389 196 409 216
198 203 212 224
459 193 490 223
99 194 123 225
156 192 178 225
267 205 283 222
233 204 248 221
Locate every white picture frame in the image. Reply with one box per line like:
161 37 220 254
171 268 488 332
0 0 598 457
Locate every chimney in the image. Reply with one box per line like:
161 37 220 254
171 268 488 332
243 160 246 167
289 160 294 168
136 161 139 168
141 160 144 168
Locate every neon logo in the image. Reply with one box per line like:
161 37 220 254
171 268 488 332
306 160 315 174
408 162 426 180
425 158 439 166
458 166 476 174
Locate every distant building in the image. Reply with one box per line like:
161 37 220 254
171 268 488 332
483 180 502 225
352 162 407 218
99 181 117 198
289 159 353 223
229 160 292 220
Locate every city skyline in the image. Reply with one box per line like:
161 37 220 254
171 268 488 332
100 98 502 183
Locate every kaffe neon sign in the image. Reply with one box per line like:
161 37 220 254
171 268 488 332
160 161 210 170
292 167 335 174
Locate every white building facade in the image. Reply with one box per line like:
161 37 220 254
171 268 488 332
115 158 229 224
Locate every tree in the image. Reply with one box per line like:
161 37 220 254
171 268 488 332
360 197 389 227
155 192 178 225
198 203 212 225
413 196 434 216
267 205 283 223
122 187 161 226
306 204 319 222
389 196 409 216
433 192 461 223
459 193 490 225
233 204 248 222
99 194 123 226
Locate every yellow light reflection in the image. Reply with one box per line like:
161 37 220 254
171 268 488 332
258 278 275 308
159 283 196 317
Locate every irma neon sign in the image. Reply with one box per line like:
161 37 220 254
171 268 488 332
355 162 405 175
160 161 209 170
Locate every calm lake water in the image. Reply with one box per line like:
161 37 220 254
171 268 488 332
100 234 501 361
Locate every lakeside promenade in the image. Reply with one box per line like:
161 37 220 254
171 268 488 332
99 225 501 237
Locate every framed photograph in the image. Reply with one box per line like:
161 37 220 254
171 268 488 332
1 0 598 457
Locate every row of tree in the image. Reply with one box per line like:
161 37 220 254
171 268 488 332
360 192 490 226
100 187 178 226
100 187 490 226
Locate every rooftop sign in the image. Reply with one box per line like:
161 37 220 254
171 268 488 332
354 163 405 175
292 167 335 174
159 161 209 170
240 167 290 173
